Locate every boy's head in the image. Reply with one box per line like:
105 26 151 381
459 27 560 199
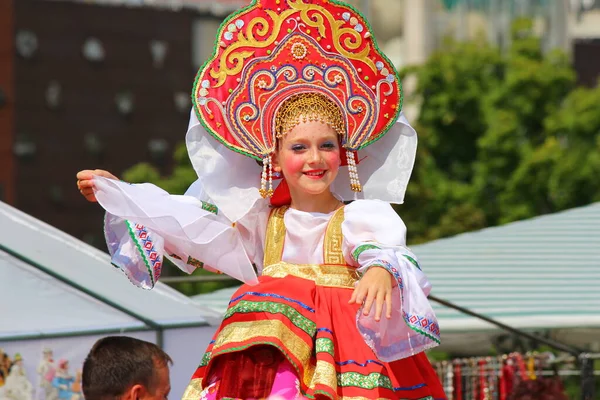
82 336 172 400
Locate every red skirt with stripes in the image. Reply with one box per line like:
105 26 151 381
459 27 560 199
186 275 446 399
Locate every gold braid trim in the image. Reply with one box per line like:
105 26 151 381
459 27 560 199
323 206 346 264
263 206 288 267
262 262 358 289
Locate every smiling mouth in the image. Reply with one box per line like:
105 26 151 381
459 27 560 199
304 170 326 178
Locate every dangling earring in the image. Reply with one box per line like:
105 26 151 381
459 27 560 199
260 156 268 198
346 149 362 192
260 154 274 198
267 154 274 197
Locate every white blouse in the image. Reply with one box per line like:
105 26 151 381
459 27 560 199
95 176 440 361
231 200 412 272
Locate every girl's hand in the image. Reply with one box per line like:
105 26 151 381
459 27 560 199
76 169 118 202
348 266 393 321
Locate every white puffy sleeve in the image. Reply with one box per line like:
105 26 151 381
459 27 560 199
341 200 440 361
95 176 266 289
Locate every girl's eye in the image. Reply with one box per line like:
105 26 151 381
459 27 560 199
291 144 306 151
321 141 337 149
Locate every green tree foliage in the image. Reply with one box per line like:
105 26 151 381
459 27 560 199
402 18 600 242
122 143 196 195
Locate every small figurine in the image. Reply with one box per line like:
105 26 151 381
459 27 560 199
50 361 73 400
0 349 11 387
68 371 81 400
36 349 55 400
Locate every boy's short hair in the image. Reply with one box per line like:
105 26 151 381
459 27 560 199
82 336 172 400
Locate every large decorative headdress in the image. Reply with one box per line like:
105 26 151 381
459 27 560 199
192 0 402 198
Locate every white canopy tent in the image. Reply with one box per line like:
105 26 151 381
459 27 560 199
0 201 219 400
193 202 600 355
414 201 600 353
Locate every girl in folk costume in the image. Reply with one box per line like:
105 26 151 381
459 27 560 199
76 0 445 398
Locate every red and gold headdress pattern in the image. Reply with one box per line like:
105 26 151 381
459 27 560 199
192 0 402 197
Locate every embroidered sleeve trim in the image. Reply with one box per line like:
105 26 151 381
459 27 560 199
201 201 218 215
358 319 441 361
125 220 162 286
187 256 205 269
402 254 421 270
168 253 214 272
403 311 441 344
351 243 381 262
360 259 402 289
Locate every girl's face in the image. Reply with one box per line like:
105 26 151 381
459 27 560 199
273 120 341 198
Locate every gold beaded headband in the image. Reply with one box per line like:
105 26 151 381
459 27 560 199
274 93 345 138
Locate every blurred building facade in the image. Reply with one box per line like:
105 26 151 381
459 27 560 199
401 0 600 84
1 0 230 247
0 1 15 205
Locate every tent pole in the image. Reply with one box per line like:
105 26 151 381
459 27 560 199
156 328 164 348
428 294 583 355
579 353 599 400
0 326 155 343
0 320 209 343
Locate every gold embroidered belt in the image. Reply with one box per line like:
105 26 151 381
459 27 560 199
262 262 359 289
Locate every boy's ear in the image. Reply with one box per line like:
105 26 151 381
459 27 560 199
121 384 145 400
